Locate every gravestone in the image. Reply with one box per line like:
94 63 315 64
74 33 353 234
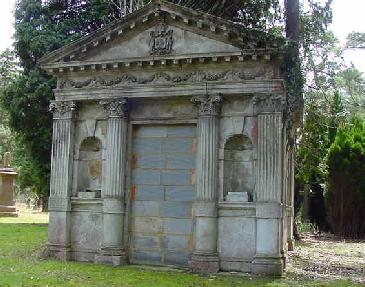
40 0 301 275
0 153 18 217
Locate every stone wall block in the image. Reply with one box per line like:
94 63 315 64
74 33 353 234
161 170 191 186
132 201 160 217
163 218 193 234
133 169 161 185
135 185 164 201
161 202 192 218
165 186 196 202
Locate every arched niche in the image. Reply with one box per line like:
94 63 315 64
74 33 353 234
223 134 254 202
77 136 102 198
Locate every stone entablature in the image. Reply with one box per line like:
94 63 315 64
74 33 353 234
41 0 296 276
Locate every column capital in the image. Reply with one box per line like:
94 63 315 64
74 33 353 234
49 101 77 119
100 98 129 118
253 95 286 114
191 94 223 116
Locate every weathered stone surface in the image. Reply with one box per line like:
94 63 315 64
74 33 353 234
165 186 196 202
160 202 192 218
161 170 192 186
218 216 255 259
162 235 189 251
135 185 164 201
133 169 161 185
165 251 191 266
163 218 193 234
132 201 160 217
42 0 295 276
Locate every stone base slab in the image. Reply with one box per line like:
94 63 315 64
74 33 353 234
95 254 126 266
220 258 251 273
95 248 126 266
252 256 284 275
72 249 98 262
190 254 219 273
47 244 72 261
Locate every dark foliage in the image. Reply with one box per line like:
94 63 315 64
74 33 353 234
327 116 365 239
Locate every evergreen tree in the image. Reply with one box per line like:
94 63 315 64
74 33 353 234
0 0 111 208
327 116 365 238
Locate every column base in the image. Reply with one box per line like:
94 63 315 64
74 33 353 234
0 205 18 217
252 256 284 276
95 248 126 266
190 253 220 273
47 244 72 261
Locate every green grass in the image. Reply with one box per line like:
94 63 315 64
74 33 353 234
0 212 362 287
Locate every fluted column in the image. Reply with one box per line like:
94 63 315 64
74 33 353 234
254 95 285 202
96 98 129 266
190 94 222 273
47 101 77 261
252 95 286 275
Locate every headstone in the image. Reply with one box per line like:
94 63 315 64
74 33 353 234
0 152 18 217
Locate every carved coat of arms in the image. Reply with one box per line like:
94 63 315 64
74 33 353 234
150 24 174 55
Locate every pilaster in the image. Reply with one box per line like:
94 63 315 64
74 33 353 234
190 94 222 273
95 98 129 266
47 101 77 261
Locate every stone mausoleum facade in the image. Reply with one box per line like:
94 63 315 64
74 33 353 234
40 0 298 275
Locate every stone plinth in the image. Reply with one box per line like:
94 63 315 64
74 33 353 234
0 168 18 217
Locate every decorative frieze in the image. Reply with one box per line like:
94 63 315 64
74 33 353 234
100 98 129 118
253 95 286 114
57 68 275 89
191 94 223 117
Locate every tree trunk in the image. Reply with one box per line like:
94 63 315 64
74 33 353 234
285 0 300 41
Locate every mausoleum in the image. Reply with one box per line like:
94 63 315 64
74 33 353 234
40 0 300 275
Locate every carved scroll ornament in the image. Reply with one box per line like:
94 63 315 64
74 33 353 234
49 101 77 119
100 98 129 118
191 94 223 116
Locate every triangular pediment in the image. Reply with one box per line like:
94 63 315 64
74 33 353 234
39 0 261 67
75 24 240 63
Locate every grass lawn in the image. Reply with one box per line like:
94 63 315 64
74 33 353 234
0 210 363 287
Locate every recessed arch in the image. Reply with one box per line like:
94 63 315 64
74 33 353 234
223 134 254 202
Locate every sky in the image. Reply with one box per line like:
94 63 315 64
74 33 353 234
0 0 364 72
